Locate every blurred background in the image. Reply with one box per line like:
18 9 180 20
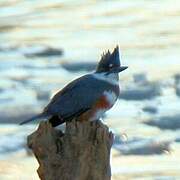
0 0 180 179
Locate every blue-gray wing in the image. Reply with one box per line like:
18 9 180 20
44 74 112 119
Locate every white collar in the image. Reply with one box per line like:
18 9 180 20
92 73 119 86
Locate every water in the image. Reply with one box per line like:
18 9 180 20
0 0 180 179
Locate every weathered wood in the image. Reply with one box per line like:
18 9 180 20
27 120 114 180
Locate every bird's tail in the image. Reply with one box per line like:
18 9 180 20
19 113 46 125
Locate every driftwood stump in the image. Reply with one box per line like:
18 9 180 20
27 120 114 180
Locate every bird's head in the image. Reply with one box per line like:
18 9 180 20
96 46 128 75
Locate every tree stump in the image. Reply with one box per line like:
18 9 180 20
27 120 114 180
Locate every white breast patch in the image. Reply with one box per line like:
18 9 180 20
90 91 118 121
103 91 117 106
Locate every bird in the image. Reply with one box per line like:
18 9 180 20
20 46 128 127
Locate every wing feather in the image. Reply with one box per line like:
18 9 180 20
44 74 115 119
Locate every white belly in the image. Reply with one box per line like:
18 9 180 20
90 91 118 121
103 91 117 107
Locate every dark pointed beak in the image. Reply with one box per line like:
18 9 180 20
110 66 128 73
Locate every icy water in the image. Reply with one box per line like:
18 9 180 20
0 0 180 179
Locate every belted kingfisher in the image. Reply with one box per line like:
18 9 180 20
20 46 128 127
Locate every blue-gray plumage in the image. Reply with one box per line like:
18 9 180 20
20 46 127 127
45 74 119 119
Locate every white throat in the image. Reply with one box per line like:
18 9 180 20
92 72 119 86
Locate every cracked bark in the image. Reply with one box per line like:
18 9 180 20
27 120 113 180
